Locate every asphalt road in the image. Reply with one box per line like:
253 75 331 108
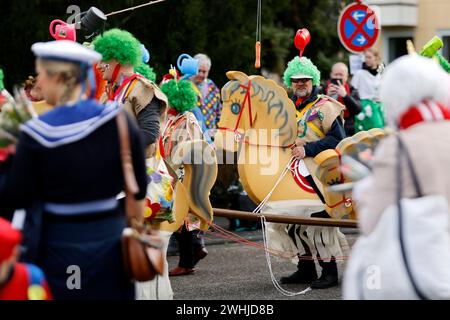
167 218 358 300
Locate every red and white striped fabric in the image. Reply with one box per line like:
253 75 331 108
290 158 316 194
399 101 450 130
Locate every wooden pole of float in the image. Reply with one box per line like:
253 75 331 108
106 0 166 17
213 208 358 228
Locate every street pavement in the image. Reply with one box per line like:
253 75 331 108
167 217 358 300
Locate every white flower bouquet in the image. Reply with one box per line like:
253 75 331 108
0 88 37 149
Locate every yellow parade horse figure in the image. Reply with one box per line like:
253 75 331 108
136 110 217 300
159 110 218 232
315 128 385 219
214 71 381 269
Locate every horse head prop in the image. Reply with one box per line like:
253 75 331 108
215 71 322 207
215 71 385 220
215 71 297 152
157 112 218 232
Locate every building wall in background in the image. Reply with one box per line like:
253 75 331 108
366 0 450 63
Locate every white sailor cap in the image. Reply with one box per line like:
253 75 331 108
31 40 102 65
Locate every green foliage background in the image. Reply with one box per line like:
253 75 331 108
0 0 348 90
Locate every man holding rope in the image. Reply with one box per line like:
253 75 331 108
280 55 348 289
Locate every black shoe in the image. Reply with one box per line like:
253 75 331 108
310 273 338 289
310 260 338 289
279 257 318 284
280 270 317 284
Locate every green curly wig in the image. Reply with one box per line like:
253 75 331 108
160 79 197 113
93 29 142 67
283 56 321 87
135 63 157 82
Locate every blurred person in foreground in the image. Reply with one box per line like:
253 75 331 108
0 217 52 300
0 40 148 299
353 55 450 236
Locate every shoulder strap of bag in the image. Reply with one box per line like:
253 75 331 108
397 136 423 197
116 110 142 225
396 135 428 300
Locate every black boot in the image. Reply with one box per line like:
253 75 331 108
310 258 338 289
280 256 318 284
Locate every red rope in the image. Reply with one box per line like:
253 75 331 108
243 138 295 149
205 221 351 262
244 83 253 127
217 127 294 148
233 81 253 131
163 115 189 158
206 224 296 259
327 198 347 209
218 79 296 148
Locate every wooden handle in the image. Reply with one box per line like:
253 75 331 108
255 41 261 69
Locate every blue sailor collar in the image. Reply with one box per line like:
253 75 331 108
20 99 119 148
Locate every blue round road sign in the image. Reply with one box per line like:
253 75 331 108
338 2 380 53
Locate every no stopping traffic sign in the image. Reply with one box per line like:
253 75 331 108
338 2 380 53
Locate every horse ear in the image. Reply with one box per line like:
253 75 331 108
226 71 249 83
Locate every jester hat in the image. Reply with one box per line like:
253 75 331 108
283 56 321 87
93 28 142 67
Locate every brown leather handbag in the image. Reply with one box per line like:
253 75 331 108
116 110 164 282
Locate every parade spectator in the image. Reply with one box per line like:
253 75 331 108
353 55 450 236
351 48 385 132
325 62 361 136
0 40 148 299
189 53 222 139
280 56 347 289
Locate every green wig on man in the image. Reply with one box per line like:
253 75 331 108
92 28 142 67
283 56 321 87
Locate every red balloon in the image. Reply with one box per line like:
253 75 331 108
294 28 311 57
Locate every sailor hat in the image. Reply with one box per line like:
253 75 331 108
31 40 102 65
